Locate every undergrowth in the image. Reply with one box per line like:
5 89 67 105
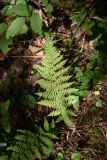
0 0 107 160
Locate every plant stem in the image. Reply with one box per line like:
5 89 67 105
25 0 31 17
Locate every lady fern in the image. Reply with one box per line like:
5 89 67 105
35 40 79 127
7 128 57 160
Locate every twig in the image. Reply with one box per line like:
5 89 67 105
10 47 44 59
11 56 40 58
80 36 85 53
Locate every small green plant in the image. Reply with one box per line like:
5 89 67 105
34 40 79 127
71 152 82 160
71 10 95 33
55 152 64 160
0 0 53 54
75 53 103 97
93 91 103 109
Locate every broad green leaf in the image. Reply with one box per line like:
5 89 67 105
44 118 49 131
42 0 48 6
13 3 30 16
30 13 42 35
6 17 25 38
71 152 82 160
19 24 28 34
0 37 12 54
0 23 8 36
26 95 36 109
1 5 13 16
46 3 53 12
0 100 10 114
16 0 27 4
0 114 11 133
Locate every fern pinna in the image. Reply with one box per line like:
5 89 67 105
35 40 79 127
7 128 57 160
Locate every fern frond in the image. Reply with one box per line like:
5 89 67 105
35 40 79 127
8 128 57 160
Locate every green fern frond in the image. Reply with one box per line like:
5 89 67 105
35 40 79 127
8 128 57 160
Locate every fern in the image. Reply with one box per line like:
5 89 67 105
35 40 79 127
7 128 57 160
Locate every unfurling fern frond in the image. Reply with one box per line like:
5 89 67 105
35 40 79 127
7 128 57 160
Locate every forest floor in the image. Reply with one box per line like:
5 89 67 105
0 1 107 160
